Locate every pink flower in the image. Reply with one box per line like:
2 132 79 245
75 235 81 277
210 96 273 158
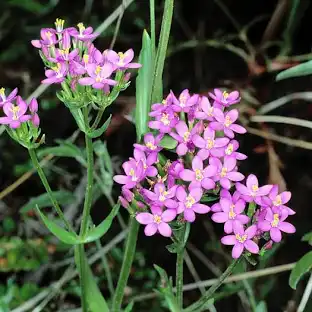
236 174 273 204
78 63 116 89
170 121 201 156
31 28 58 48
136 206 176 237
0 87 18 107
132 149 158 178
0 96 31 129
29 98 40 127
143 183 178 209
150 93 175 117
113 159 144 189
211 196 249 234
69 23 98 41
221 223 259 258
41 62 68 84
106 49 141 70
220 140 247 160
180 156 217 190
257 208 296 242
133 132 163 155
171 89 199 113
209 89 240 107
209 156 244 190
195 96 216 121
210 108 246 138
193 127 229 160
148 108 179 133
176 186 210 222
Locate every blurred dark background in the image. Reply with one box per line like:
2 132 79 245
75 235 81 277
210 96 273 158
0 0 311 311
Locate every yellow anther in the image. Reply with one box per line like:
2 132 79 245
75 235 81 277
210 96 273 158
154 215 162 224
9 105 20 120
223 91 229 99
95 65 102 75
185 195 195 208
271 214 279 227
183 131 190 142
195 169 203 181
77 23 85 32
225 143 234 155
235 233 247 243
251 185 258 192
55 18 65 31
207 138 214 149
228 204 236 219
273 195 282 206
160 113 170 126
0 88 5 96
224 115 232 127
83 54 89 64
146 142 157 150
220 167 227 177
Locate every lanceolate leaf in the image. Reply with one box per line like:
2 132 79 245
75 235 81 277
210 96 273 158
135 30 153 141
276 60 312 81
84 203 120 243
87 115 112 138
289 251 312 289
36 205 80 245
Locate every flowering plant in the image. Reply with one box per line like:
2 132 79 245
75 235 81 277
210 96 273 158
0 1 297 311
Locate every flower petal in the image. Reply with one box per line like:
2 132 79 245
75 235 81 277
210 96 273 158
144 223 158 236
279 222 296 233
162 209 177 222
184 209 196 222
158 222 172 237
232 243 244 259
270 227 282 242
212 212 228 223
136 212 153 225
192 204 210 214
221 235 236 245
244 240 259 254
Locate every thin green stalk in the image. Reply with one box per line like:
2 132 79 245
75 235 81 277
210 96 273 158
91 109 105 130
77 244 88 312
149 0 156 57
28 148 73 232
185 258 240 312
176 224 186 309
112 217 140 311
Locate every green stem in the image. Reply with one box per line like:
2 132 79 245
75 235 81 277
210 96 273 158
80 107 94 238
149 0 156 57
176 224 186 309
91 109 105 130
184 258 240 312
77 244 88 312
112 217 140 311
28 148 73 232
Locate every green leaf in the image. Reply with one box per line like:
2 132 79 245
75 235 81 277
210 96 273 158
75 247 109 312
151 0 174 103
36 206 80 245
159 135 178 150
201 195 219 203
20 191 75 214
198 299 214 312
276 60 312 81
289 251 312 289
37 142 86 166
87 115 112 139
302 231 312 245
83 203 120 243
135 30 153 141
123 301 134 312
255 301 268 312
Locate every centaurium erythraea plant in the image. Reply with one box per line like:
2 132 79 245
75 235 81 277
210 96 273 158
113 88 296 259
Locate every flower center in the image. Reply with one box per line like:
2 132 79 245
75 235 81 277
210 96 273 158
83 54 89 64
129 168 137 181
0 87 5 101
185 195 195 208
77 23 85 36
179 94 187 106
9 105 20 120
60 48 69 59
183 131 190 142
251 184 258 193
273 195 282 206
228 204 236 219
224 115 232 127
222 91 229 100
195 169 203 181
206 138 214 149
160 113 170 126
153 215 162 224
220 167 227 177
55 18 65 32
118 52 125 65
235 233 247 243
146 142 157 150
271 214 280 227
225 143 234 155
159 190 168 202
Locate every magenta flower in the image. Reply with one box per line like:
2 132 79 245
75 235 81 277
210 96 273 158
180 156 217 190
211 197 249 233
170 121 200 156
31 28 58 48
29 98 40 127
209 156 244 190
69 23 98 41
209 89 240 107
221 223 259 258
258 209 296 242
211 189 241 212
106 49 141 70
210 108 246 138
195 96 216 121
176 186 210 222
79 63 116 89
0 87 18 107
133 132 163 155
236 174 273 204
171 89 199 113
148 109 179 133
0 96 31 129
150 93 175 117
193 127 229 160
143 183 178 209
136 206 176 237
113 159 144 189
41 62 68 84
49 48 79 63
167 160 184 188
220 140 247 160
265 185 295 215
132 149 158 178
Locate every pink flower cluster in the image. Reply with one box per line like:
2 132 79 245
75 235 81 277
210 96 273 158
0 88 39 129
32 19 141 90
114 88 296 259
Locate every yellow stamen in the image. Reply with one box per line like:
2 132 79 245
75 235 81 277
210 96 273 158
162 99 167 105
235 233 247 243
224 115 232 127
228 204 236 219
223 91 229 99
183 131 190 142
207 138 214 149
77 23 85 33
95 65 102 75
9 105 20 120
185 195 195 208
146 142 157 150
154 215 162 224
160 113 170 126
271 214 279 227
195 169 203 181
83 54 89 64
55 18 65 31
251 185 258 192
273 195 282 206
220 167 227 177
0 88 5 96
225 143 234 155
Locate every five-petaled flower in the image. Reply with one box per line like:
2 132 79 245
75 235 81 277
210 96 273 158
209 88 240 108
